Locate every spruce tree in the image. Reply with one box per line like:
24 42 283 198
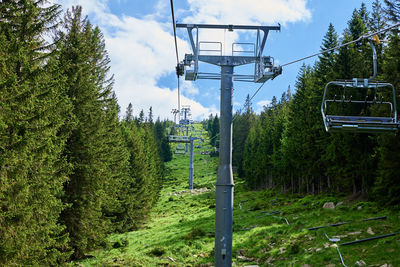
120 120 151 230
373 4 400 205
211 114 220 147
0 1 72 264
315 23 338 81
57 6 129 258
233 94 255 177
125 102 134 122
384 0 400 22
154 118 172 162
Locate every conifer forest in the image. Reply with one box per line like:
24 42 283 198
1 0 400 266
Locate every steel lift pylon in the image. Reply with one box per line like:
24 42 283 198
168 134 203 189
176 23 281 266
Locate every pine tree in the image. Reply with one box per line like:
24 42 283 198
57 6 129 258
315 23 338 81
154 118 172 162
233 94 255 177
211 114 220 147
100 93 130 233
139 109 145 124
120 121 152 230
384 0 400 22
0 1 72 264
125 102 134 122
242 122 262 189
148 106 154 125
373 5 400 205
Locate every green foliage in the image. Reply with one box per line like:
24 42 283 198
57 6 130 258
149 247 165 257
205 114 220 148
119 119 164 232
183 227 206 240
71 140 400 266
0 1 72 265
238 2 400 202
233 94 256 177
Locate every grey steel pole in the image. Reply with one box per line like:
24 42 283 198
186 126 189 152
189 139 194 189
185 110 189 152
215 65 234 267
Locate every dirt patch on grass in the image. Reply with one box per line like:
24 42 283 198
167 187 211 196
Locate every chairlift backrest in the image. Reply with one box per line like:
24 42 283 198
321 39 399 133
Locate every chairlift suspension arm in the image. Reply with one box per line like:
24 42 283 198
369 39 378 81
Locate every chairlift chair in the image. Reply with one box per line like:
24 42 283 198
174 143 186 154
321 38 399 133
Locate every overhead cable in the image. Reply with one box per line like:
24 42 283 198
170 0 179 65
281 22 400 67
170 0 181 116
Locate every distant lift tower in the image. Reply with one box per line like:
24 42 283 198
176 23 281 266
168 134 203 189
171 108 179 124
180 105 193 152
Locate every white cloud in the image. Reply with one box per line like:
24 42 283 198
55 0 214 120
256 99 272 112
54 0 311 120
181 0 311 55
184 0 311 26
182 80 199 96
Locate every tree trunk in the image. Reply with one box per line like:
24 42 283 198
298 177 301 193
312 180 315 195
327 175 331 189
319 176 322 194
269 175 273 189
291 174 294 194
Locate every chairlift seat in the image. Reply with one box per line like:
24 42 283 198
322 79 399 133
325 115 399 133
168 135 191 143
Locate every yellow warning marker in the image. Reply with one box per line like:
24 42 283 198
372 35 381 44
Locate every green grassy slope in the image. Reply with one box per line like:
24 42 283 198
75 124 400 266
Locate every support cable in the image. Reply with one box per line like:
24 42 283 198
207 22 400 143
203 23 400 144
281 22 400 67
170 0 181 118
208 79 269 143
170 0 179 65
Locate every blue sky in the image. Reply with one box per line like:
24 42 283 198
55 0 378 120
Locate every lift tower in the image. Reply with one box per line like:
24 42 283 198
168 134 203 189
176 23 281 266
171 108 179 124
180 105 193 152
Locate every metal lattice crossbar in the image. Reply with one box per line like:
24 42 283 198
176 23 281 83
